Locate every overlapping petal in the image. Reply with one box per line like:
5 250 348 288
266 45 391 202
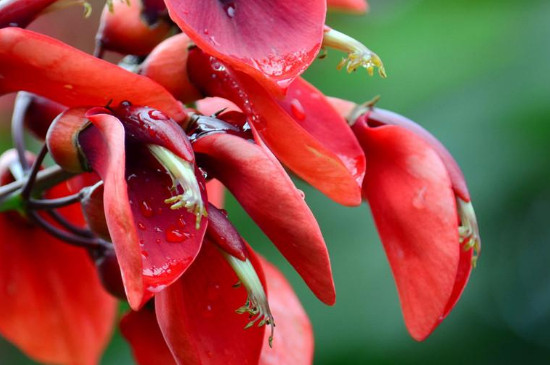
78 112 206 309
0 0 57 28
188 49 365 206
353 117 462 340
0 151 117 365
194 132 336 305
156 240 266 364
0 28 186 121
165 0 326 91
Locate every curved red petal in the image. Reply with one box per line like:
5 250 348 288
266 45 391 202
96 0 172 56
139 33 202 103
0 28 186 122
188 49 365 206
165 0 326 90
367 108 470 202
155 240 266 364
0 153 116 364
328 0 368 13
259 258 313 365
194 133 336 305
80 113 206 309
0 0 57 28
77 113 145 309
353 120 460 341
120 308 176 365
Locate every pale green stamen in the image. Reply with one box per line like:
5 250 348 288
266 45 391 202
457 198 481 267
148 145 206 230
322 28 386 78
223 253 275 347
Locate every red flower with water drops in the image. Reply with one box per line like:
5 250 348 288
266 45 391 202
348 105 481 340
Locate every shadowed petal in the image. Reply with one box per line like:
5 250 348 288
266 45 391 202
194 133 336 305
120 308 176 365
80 113 206 310
165 0 326 91
353 120 460 340
0 28 186 121
156 240 266 365
0 151 117 365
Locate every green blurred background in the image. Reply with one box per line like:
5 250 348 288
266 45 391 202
1 0 550 363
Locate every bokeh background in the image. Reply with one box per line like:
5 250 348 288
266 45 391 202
1 0 550 363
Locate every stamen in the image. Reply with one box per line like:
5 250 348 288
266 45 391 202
43 0 93 18
223 253 275 347
322 27 386 78
457 198 481 267
148 145 207 229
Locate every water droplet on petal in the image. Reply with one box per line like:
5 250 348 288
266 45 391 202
137 222 146 230
165 227 186 243
297 189 305 199
140 200 153 217
290 99 306 121
224 3 235 18
203 28 209 35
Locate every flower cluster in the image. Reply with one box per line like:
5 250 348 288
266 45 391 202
0 0 480 364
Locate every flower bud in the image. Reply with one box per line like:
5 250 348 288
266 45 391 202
95 0 173 57
46 107 90 173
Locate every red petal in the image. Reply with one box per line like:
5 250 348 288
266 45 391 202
194 133 336 305
188 49 365 206
206 178 225 208
140 33 202 103
366 108 470 201
96 0 172 56
120 308 176 365
165 0 326 91
328 0 368 13
0 28 186 122
259 258 313 365
0 0 56 28
353 120 460 340
0 153 116 364
80 113 206 309
156 240 266 364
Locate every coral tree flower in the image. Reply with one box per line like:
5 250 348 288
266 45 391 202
186 46 366 206
164 0 327 91
0 150 116 365
349 106 481 340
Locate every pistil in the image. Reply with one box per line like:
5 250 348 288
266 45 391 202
322 26 386 77
148 145 207 229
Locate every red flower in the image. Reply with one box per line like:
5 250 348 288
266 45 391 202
350 107 481 340
0 150 116 364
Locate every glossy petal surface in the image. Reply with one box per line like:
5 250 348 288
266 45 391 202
188 50 365 206
156 241 266 365
194 133 336 305
0 0 57 28
0 28 186 121
354 120 460 340
165 0 326 90
80 113 206 309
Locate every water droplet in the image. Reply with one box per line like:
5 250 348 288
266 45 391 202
178 216 187 228
203 304 214 318
290 99 306 121
211 61 226 72
155 238 161 244
140 200 153 217
297 189 305 199
412 186 427 209
154 226 162 233
165 227 186 243
203 28 209 35
137 222 146 230
224 3 235 18
141 250 149 258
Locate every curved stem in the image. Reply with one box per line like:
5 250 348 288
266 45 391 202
21 144 48 200
11 92 32 172
47 210 95 238
28 189 85 209
0 165 75 202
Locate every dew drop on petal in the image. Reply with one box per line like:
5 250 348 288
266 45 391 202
137 222 146 230
165 227 186 243
140 200 153 217
290 99 306 121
